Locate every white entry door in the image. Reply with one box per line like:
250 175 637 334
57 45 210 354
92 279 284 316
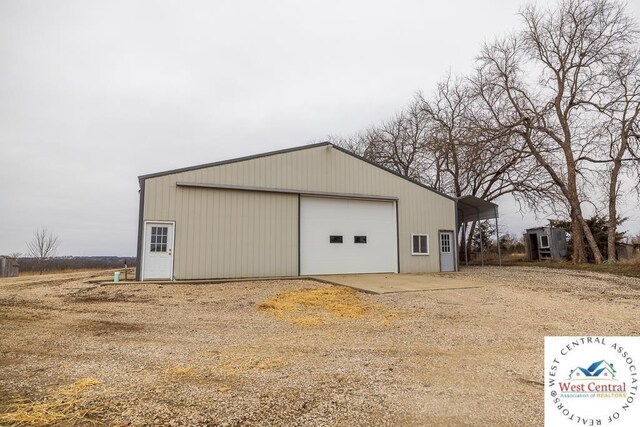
439 231 455 272
300 196 397 275
143 222 174 280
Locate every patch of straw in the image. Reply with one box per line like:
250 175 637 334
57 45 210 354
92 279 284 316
380 311 400 326
257 286 371 326
167 364 194 377
0 377 103 426
217 355 284 376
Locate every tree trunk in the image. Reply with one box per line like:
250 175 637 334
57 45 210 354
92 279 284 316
569 208 587 263
565 152 604 264
606 126 631 263
607 159 622 262
578 210 604 264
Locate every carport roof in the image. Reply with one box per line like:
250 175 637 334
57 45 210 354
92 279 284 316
457 196 498 223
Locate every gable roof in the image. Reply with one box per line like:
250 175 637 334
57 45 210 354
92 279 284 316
138 141 455 201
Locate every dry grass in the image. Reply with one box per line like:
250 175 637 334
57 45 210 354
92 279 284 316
480 257 640 279
217 354 285 376
380 312 400 326
0 377 103 426
619 254 640 265
166 364 194 377
257 285 372 326
18 268 107 277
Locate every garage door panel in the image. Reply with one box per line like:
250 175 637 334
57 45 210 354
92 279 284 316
300 197 397 275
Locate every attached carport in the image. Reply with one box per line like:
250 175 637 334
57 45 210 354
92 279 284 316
457 196 500 266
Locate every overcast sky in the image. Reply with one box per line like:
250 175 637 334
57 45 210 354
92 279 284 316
1 0 639 256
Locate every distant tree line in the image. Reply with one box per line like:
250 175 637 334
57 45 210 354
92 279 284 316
11 228 135 273
333 0 640 263
17 256 136 273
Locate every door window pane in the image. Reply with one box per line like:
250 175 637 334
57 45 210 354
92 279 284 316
150 226 169 252
440 233 451 253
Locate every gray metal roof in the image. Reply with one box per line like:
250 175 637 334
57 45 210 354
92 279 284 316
526 226 566 232
457 195 498 223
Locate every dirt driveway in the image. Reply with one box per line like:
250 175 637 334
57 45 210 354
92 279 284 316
1 267 639 426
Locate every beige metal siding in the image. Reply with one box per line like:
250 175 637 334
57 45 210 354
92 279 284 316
143 145 456 278
144 183 297 279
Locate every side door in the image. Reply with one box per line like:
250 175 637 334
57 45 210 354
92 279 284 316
439 231 455 272
142 222 174 280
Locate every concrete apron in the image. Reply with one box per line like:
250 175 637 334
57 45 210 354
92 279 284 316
98 273 483 295
310 273 483 294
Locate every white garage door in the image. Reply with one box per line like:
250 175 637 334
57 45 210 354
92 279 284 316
300 196 398 275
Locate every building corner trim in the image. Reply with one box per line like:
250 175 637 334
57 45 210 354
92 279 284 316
135 179 145 281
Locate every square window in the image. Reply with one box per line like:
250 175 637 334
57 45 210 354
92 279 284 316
412 234 429 255
329 235 343 244
540 235 550 248
354 236 367 244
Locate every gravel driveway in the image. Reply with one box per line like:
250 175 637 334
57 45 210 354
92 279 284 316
1 266 639 426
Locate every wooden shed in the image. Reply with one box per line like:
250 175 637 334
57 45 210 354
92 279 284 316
0 256 19 277
523 227 568 261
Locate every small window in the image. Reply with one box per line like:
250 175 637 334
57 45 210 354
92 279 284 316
412 234 429 255
540 235 550 248
354 236 367 244
329 235 343 244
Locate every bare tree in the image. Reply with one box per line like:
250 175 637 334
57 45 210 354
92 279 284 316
586 50 640 261
476 0 637 263
333 96 435 182
421 73 553 253
8 252 22 259
335 0 639 264
27 227 60 274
